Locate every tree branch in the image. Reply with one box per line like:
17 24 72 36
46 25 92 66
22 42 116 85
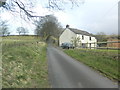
1 0 84 20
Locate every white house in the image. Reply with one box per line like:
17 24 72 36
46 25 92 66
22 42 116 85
59 25 97 48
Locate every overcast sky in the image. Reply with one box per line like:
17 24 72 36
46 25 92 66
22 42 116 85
0 0 119 35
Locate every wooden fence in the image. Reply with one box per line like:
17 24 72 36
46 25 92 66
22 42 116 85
80 41 120 50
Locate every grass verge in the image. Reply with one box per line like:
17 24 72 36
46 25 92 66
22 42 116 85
64 49 119 82
2 36 50 88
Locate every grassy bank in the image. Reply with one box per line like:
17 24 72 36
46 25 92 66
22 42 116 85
64 49 119 81
2 36 50 88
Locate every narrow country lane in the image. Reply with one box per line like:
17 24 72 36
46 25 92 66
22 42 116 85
47 46 118 88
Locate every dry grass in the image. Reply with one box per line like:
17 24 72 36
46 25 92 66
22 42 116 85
2 36 50 88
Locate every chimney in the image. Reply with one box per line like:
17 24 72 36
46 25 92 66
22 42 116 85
66 24 69 28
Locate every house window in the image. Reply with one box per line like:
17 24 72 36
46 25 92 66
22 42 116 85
82 35 84 40
90 37 91 40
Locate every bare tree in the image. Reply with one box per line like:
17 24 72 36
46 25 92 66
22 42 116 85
0 20 9 36
35 15 62 42
22 28 29 35
95 32 108 47
16 27 27 35
16 27 22 35
95 32 107 42
71 37 81 47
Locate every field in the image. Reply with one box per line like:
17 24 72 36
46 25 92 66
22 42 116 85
64 48 119 82
1 36 50 88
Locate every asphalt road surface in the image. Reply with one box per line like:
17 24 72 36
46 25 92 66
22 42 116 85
47 46 118 88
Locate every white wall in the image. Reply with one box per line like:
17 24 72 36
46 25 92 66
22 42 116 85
59 28 76 46
76 34 97 48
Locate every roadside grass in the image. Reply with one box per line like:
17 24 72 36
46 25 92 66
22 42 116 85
2 36 50 88
64 48 119 81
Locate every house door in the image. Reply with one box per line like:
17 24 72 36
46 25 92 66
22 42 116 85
82 43 86 48
89 43 91 49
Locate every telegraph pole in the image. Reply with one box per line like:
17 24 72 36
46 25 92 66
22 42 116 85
118 1 120 35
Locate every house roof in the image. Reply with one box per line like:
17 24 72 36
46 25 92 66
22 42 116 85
68 28 94 36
